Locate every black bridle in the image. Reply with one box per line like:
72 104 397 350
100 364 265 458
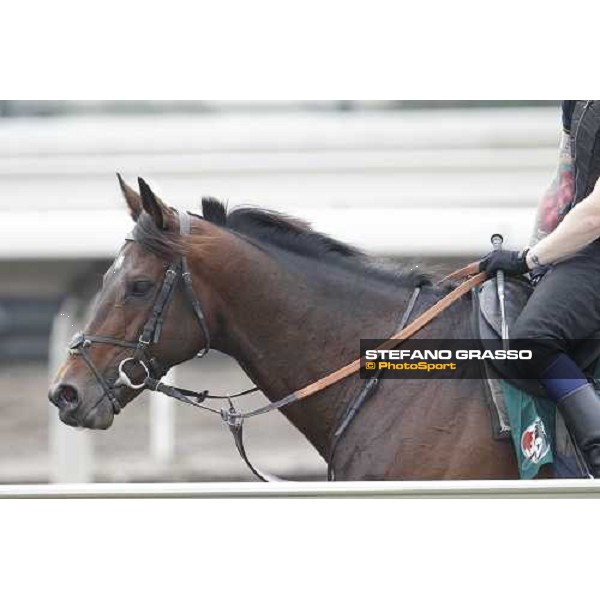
68 211 212 414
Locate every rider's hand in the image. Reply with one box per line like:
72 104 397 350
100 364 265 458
479 249 530 276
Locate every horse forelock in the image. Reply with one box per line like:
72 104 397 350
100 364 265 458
130 212 185 260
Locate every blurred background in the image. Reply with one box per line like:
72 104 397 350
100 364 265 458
0 100 561 482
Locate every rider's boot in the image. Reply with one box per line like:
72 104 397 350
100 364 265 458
556 384 600 478
542 354 600 477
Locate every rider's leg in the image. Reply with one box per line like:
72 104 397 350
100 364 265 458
538 353 600 476
512 242 600 476
540 354 600 476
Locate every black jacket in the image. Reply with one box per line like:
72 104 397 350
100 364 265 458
563 100 600 208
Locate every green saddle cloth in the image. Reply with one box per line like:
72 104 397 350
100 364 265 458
500 367 600 478
500 380 555 479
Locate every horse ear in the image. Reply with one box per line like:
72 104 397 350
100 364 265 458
138 177 167 230
117 173 143 221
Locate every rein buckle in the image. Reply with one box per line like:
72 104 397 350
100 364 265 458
138 334 151 347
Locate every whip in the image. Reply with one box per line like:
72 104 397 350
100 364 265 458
491 233 509 349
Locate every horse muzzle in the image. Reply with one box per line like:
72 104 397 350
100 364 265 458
49 381 117 430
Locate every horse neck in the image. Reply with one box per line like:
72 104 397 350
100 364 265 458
190 236 416 457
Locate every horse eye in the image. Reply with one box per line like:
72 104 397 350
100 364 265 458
130 280 154 297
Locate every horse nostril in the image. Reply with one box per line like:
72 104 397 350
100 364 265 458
51 384 80 409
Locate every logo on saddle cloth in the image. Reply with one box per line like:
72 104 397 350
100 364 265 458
520 417 550 464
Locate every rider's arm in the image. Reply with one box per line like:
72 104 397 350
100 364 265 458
529 130 575 246
526 178 600 268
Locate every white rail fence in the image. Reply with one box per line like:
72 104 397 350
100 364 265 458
0 107 561 259
0 480 599 498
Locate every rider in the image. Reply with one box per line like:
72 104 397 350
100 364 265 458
479 100 600 477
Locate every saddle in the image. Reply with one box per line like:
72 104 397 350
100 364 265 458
474 277 600 400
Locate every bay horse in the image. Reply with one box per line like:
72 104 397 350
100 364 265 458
49 176 530 480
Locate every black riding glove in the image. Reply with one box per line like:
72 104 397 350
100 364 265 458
479 249 530 276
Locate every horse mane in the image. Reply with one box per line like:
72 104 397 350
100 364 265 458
129 197 432 289
199 197 432 288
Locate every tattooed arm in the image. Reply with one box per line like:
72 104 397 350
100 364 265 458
529 131 575 246
526 176 600 268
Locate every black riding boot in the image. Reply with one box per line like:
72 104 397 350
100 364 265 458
556 383 600 477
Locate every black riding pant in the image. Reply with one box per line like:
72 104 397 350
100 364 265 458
512 241 600 378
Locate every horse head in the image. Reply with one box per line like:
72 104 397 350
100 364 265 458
48 176 214 429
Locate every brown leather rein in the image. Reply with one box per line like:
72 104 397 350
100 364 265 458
285 262 486 405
